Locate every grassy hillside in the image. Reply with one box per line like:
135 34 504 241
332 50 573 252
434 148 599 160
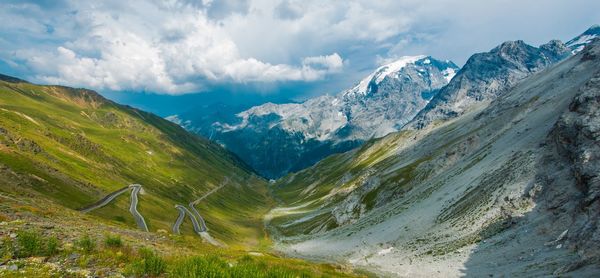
0 75 367 276
0 77 270 246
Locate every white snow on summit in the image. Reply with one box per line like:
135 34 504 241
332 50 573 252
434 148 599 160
442 67 457 82
349 55 426 96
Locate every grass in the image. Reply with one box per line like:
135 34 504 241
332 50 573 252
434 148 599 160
126 247 167 277
104 234 123 248
170 255 312 278
0 79 271 247
15 230 48 258
0 78 364 277
77 234 96 253
0 220 362 277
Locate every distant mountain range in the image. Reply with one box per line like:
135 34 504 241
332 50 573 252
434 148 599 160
171 56 459 178
168 25 600 179
268 28 600 277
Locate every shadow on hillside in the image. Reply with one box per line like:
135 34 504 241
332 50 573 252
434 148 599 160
459 145 600 277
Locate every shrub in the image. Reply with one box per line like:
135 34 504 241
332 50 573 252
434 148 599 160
45 236 60 256
77 234 96 253
104 234 123 248
114 216 126 223
1 237 14 261
127 247 166 277
16 230 43 258
169 255 229 277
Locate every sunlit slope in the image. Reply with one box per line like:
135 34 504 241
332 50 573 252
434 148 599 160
268 42 600 276
0 77 270 246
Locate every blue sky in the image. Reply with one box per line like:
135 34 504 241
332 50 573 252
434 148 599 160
1 0 599 109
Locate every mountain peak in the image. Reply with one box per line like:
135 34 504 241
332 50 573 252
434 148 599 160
409 38 572 130
346 55 458 97
491 40 530 53
350 55 426 96
567 24 600 53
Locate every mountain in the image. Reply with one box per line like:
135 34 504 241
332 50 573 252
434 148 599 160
266 39 600 276
566 24 600 53
409 39 571 129
0 76 271 245
174 56 459 178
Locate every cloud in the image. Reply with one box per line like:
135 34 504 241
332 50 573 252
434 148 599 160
0 0 598 95
0 0 345 93
274 0 303 20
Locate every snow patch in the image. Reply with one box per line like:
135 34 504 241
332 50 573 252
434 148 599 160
377 247 394 255
374 55 427 84
348 55 426 96
442 68 457 82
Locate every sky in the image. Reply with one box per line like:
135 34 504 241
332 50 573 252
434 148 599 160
0 0 599 110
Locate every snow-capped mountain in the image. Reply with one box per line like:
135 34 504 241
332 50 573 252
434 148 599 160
566 24 600 53
268 38 600 278
172 26 598 179
181 56 459 178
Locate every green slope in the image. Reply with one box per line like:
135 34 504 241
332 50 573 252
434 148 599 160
0 77 270 246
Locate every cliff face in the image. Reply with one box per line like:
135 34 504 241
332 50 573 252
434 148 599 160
544 53 600 272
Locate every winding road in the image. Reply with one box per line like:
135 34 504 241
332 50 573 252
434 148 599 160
80 184 149 232
189 203 208 232
80 178 229 243
80 186 130 213
170 178 229 245
188 177 229 232
172 206 186 234
173 205 204 234
129 184 148 232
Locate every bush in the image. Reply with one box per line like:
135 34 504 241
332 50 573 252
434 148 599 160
104 234 123 248
1 237 14 261
77 234 96 253
16 230 43 258
127 247 166 277
169 255 229 277
45 236 60 256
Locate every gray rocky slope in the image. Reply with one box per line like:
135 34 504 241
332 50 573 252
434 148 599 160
409 39 571 129
267 39 600 277
174 56 458 179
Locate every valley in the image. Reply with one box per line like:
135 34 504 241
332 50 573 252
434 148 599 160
0 75 362 277
0 17 599 278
